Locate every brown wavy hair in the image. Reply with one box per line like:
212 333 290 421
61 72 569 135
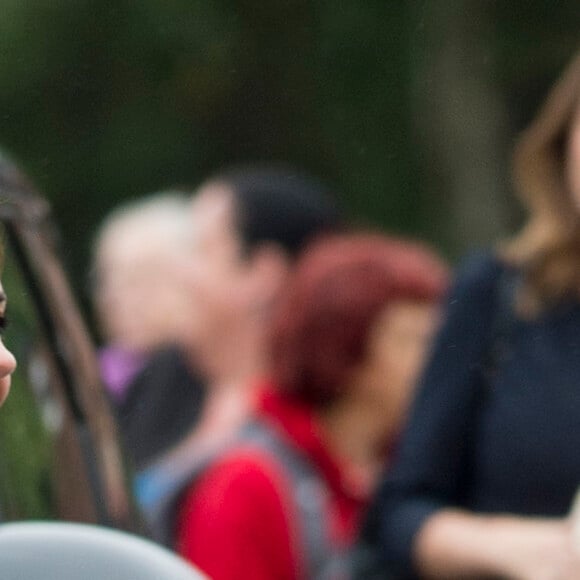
502 49 580 315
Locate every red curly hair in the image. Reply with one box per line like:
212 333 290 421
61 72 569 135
269 233 449 407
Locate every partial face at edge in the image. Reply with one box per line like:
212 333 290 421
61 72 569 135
566 105 580 209
0 282 17 407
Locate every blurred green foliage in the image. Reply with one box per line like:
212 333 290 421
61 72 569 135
0 0 577 297
0 244 54 519
0 373 54 519
0 0 578 526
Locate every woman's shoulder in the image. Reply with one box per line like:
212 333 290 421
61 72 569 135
180 443 290 519
445 250 510 308
453 250 506 290
433 250 513 340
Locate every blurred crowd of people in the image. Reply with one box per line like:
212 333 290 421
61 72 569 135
80 48 580 579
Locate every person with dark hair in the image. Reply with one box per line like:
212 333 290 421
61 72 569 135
367 48 580 579
176 164 342 390
133 164 342 533
174 233 448 580
213 164 341 259
0 278 16 409
0 157 32 409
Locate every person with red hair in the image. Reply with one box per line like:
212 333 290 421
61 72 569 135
175 233 448 580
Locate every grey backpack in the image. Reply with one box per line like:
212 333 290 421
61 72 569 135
141 419 352 579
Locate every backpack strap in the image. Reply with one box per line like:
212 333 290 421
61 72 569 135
238 421 350 580
135 448 221 547
137 419 350 578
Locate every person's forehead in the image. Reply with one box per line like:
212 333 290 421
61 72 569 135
190 183 239 240
191 182 234 215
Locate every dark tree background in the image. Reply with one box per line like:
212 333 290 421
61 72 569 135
0 0 578 299
1 0 579 523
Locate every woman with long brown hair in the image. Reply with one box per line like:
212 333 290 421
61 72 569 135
369 49 580 578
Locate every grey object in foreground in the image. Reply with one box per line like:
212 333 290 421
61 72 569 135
0 521 206 580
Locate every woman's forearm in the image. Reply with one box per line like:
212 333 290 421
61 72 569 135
413 510 570 579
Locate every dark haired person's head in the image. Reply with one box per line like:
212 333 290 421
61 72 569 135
269 233 448 440
0 152 25 406
181 164 342 377
206 164 342 259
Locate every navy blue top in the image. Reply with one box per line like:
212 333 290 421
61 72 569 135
373 252 580 576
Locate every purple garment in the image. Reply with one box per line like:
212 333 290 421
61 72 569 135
99 346 148 403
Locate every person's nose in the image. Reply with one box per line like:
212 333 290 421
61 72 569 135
0 341 17 377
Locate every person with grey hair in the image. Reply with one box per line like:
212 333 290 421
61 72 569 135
91 192 195 402
90 192 207 471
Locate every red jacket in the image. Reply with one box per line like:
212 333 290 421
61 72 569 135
175 384 370 580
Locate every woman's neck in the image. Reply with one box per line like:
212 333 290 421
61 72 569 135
318 395 392 493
